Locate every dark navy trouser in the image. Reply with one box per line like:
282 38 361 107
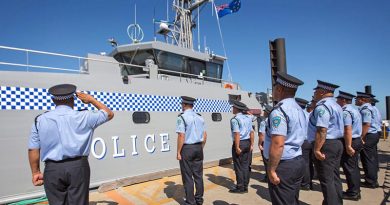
44 157 90 205
341 137 363 195
313 139 344 205
360 132 380 185
268 156 305 205
232 139 251 189
180 143 204 205
301 140 314 188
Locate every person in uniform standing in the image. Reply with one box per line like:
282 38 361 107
244 108 256 184
263 72 306 205
258 104 272 182
371 98 383 138
307 80 344 205
229 100 253 193
28 84 114 205
296 97 313 191
355 92 380 188
176 96 207 205
336 91 363 200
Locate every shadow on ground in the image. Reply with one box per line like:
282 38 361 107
164 181 185 204
206 173 235 190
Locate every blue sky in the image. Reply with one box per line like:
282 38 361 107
0 0 389 117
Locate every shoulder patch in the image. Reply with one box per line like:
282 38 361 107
318 108 326 117
176 117 183 126
272 116 281 128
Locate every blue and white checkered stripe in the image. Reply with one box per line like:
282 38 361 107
1 86 232 112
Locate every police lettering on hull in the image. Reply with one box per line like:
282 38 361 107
91 134 171 159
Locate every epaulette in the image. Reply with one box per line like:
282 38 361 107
178 113 187 128
317 101 326 106
34 111 49 131
196 113 202 116
78 108 88 111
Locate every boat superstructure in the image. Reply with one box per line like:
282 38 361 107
0 0 261 203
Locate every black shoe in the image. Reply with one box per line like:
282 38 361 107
361 181 379 189
300 185 311 191
342 192 361 201
229 188 246 193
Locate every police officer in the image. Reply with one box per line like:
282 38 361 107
28 84 114 205
258 104 272 182
336 91 363 200
176 96 207 205
229 100 253 193
372 98 383 138
244 107 256 183
296 97 313 191
355 92 380 188
308 80 344 205
263 72 306 205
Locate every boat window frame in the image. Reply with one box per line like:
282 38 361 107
132 112 151 124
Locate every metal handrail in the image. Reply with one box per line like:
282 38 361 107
0 45 145 73
0 45 239 89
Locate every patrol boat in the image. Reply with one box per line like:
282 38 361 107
0 0 261 203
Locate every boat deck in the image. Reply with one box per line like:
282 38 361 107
33 139 390 205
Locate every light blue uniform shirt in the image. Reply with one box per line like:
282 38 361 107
176 109 206 144
258 117 267 134
359 103 379 134
303 110 310 140
28 105 109 161
307 97 344 142
372 105 382 132
342 104 362 138
263 98 307 160
230 113 253 141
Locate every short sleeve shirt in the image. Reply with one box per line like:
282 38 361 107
263 98 307 160
176 109 206 144
28 105 109 161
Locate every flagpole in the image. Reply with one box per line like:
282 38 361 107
213 0 233 82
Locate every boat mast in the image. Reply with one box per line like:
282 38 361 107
170 0 208 49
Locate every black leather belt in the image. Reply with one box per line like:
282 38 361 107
45 156 87 163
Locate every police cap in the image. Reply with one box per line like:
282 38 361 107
48 84 76 100
336 91 355 101
181 96 196 105
295 97 309 109
275 71 304 89
336 90 356 100
356 91 372 99
231 100 247 111
314 80 339 93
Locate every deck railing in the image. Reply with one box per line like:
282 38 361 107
0 45 239 89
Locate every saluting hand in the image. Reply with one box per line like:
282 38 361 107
76 91 95 104
32 172 44 186
314 150 326 161
269 171 280 185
